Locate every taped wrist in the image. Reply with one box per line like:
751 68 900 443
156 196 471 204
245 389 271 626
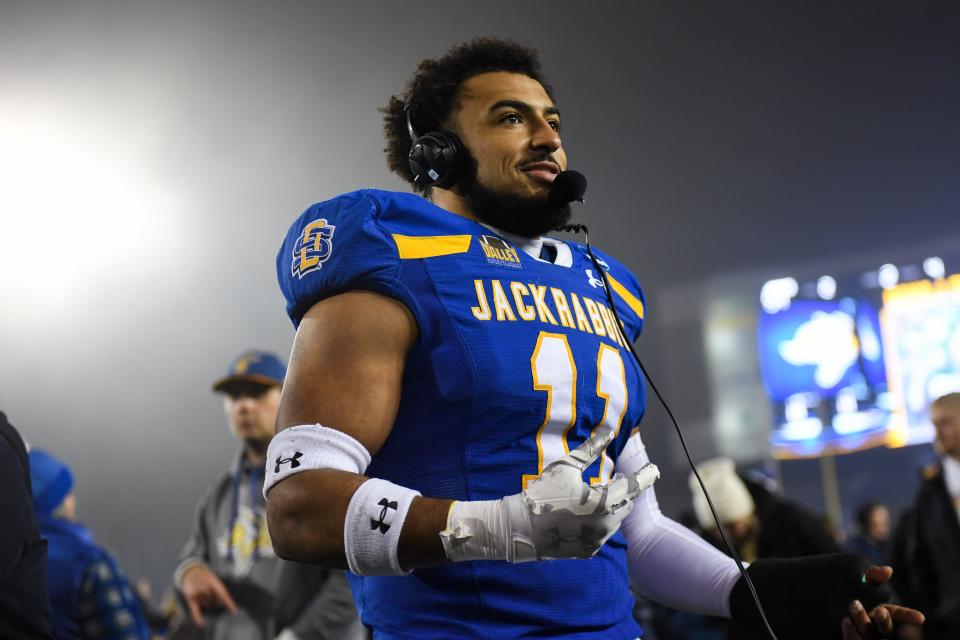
263 425 371 498
729 553 890 640
344 478 420 576
439 494 536 563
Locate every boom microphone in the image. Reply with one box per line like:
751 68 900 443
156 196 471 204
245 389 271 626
549 170 587 205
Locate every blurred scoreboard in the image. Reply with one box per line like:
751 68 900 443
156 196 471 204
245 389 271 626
882 275 960 447
757 262 960 458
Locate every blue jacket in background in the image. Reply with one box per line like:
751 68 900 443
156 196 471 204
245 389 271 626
40 515 149 640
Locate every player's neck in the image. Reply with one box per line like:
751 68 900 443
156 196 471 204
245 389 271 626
430 188 478 222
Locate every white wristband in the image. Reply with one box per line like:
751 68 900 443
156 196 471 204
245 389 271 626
263 424 372 499
344 478 420 576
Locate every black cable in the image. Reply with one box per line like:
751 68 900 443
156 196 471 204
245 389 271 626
558 223 780 640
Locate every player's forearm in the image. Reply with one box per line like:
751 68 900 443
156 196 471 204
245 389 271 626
267 428 658 577
266 468 452 569
267 469 364 567
398 496 454 569
616 429 741 616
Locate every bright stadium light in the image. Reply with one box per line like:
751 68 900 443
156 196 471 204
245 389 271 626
816 275 837 300
760 277 799 313
877 263 900 289
923 256 946 280
0 110 183 318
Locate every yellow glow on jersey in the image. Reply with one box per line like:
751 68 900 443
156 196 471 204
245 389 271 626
392 234 473 259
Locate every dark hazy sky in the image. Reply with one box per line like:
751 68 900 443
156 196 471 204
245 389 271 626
1 0 957 594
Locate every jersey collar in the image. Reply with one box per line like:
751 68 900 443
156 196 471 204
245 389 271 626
480 224 573 267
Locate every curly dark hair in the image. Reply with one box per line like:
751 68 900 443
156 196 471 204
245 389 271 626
382 37 554 194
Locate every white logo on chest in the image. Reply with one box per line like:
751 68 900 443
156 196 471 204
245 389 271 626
585 269 605 289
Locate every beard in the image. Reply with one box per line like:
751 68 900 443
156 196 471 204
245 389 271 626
457 152 571 238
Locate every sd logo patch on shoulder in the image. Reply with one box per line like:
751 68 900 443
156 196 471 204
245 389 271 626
292 218 336 278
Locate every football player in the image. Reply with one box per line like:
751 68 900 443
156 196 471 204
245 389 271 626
264 38 922 640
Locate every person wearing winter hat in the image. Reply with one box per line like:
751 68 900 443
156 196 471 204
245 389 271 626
689 457 761 561
29 448 150 640
689 457 839 563
684 457 844 640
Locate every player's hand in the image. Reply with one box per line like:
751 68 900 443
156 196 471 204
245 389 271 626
180 564 238 627
505 428 659 561
440 427 658 563
841 567 924 639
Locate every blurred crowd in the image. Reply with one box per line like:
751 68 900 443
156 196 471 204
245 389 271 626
1 349 362 640
3 354 959 639
636 392 960 639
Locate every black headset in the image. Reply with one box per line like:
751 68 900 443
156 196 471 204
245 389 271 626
405 104 464 190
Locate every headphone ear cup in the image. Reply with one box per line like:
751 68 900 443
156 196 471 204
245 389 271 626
408 130 463 189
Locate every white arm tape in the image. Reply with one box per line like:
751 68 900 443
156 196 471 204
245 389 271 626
440 498 510 563
263 424 372 499
344 477 420 576
616 430 742 618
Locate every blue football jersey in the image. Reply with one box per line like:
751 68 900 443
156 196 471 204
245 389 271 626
277 189 649 640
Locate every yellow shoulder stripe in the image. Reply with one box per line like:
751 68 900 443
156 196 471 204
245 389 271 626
606 274 645 319
392 234 473 259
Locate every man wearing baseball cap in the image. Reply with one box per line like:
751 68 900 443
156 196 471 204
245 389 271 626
173 349 361 640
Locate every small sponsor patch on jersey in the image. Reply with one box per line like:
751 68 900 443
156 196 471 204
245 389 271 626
292 218 336 278
479 235 522 269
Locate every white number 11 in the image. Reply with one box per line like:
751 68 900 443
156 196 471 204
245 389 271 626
521 331 628 488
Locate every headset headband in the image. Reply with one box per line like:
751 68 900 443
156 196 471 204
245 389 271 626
404 104 418 141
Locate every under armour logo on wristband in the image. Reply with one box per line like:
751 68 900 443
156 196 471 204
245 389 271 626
274 451 304 473
371 498 398 533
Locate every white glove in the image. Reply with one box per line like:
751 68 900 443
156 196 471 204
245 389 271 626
440 427 660 562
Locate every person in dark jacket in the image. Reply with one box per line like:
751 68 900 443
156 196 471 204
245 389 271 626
30 448 150 640
689 457 840 563
847 501 891 567
0 411 53 639
889 508 925 640
897 392 960 639
676 457 842 640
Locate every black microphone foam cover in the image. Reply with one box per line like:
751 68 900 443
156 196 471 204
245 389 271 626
549 170 587 205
